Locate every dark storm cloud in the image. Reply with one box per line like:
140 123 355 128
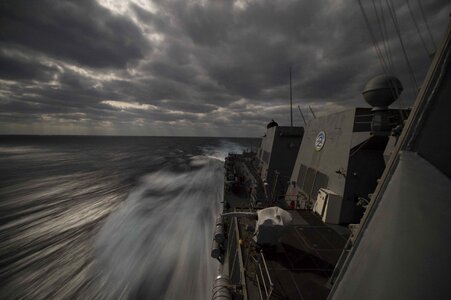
0 0 450 136
0 0 149 69
162 0 372 103
0 50 58 81
174 1 234 47
143 61 198 85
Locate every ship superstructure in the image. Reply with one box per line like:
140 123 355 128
256 124 304 203
285 107 406 224
329 19 451 300
211 18 450 300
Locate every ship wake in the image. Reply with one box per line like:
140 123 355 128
95 155 225 299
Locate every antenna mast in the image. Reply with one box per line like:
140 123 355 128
309 105 316 119
290 66 293 127
297 105 307 126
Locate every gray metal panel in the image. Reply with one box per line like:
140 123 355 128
310 171 329 200
258 126 278 182
288 109 356 199
330 22 451 300
296 164 307 186
350 132 372 148
344 136 389 223
260 126 277 154
263 126 304 196
330 152 451 300
409 50 451 177
303 167 316 194
262 150 270 164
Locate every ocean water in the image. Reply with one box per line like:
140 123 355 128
0 136 259 300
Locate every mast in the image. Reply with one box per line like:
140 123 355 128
309 105 316 119
297 105 307 126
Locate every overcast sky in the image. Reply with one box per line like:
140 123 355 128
0 0 449 137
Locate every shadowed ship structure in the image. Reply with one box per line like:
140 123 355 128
256 123 304 203
210 21 450 300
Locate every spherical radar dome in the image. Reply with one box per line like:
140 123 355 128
362 75 403 110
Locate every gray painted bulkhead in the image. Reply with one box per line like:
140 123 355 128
257 126 304 199
286 107 401 223
329 21 451 300
287 109 354 221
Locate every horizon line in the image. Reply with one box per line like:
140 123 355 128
0 134 261 139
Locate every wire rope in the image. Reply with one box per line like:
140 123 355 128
386 0 419 90
358 0 390 74
379 0 395 71
406 0 432 58
372 0 394 73
416 0 437 49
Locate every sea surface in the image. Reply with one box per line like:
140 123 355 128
0 135 259 300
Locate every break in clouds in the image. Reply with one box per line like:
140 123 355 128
0 0 449 136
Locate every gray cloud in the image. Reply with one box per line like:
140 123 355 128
0 0 150 69
0 0 450 136
0 50 58 81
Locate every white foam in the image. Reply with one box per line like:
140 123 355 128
94 159 223 299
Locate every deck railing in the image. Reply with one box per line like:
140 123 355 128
248 250 274 300
226 215 247 290
328 238 352 286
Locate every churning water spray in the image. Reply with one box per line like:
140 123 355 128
94 143 242 299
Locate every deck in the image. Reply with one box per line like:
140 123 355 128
242 210 348 300
222 153 349 300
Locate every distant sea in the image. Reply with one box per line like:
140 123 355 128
0 135 259 300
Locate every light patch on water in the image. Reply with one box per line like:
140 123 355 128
0 146 45 154
0 170 128 299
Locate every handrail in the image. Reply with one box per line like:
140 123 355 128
249 250 274 300
260 252 274 299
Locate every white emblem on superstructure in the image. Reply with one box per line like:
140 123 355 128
315 131 326 151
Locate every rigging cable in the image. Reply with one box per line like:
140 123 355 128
379 0 395 71
386 0 419 90
372 0 405 115
372 0 394 73
406 0 432 59
374 0 407 120
380 0 407 120
387 0 417 120
416 0 437 49
382 0 408 117
358 0 391 74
